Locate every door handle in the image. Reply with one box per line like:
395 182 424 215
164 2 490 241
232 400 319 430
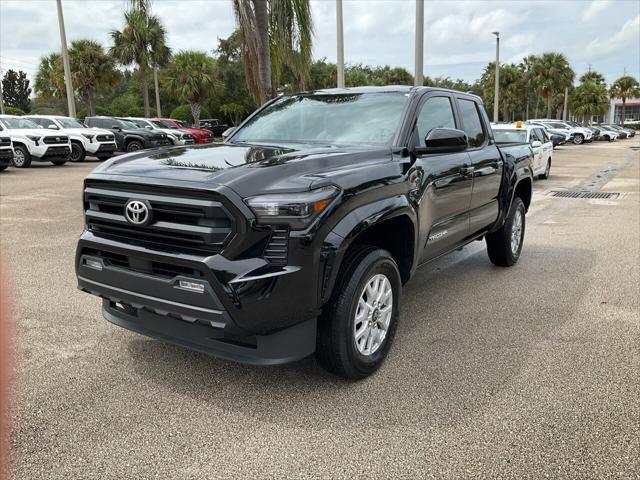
460 165 475 176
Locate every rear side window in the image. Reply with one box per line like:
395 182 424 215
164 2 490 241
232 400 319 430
416 96 456 146
458 99 486 147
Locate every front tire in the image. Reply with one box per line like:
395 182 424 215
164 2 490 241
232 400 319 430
12 145 31 168
573 134 584 145
126 140 143 152
316 246 401 379
486 197 526 267
69 142 86 162
538 159 551 180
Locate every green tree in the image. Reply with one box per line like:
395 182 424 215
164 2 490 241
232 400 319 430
579 70 606 86
2 69 32 112
110 8 169 117
170 104 211 124
571 80 609 124
610 75 640 123
165 51 217 127
69 39 119 116
232 0 313 105
532 52 574 118
34 53 65 99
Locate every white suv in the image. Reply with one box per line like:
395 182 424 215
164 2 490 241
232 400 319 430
528 119 593 145
124 117 195 146
0 115 71 168
26 115 117 162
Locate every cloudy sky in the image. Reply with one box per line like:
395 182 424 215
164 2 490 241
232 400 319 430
0 0 638 86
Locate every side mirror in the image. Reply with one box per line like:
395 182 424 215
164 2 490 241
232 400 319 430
47 124 59 130
414 128 468 155
531 140 542 148
112 125 122 131
222 127 236 139
145 125 152 130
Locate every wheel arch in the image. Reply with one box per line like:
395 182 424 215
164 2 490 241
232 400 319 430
319 196 418 306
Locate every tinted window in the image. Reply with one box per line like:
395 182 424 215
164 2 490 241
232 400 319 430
416 96 456 146
458 99 486 147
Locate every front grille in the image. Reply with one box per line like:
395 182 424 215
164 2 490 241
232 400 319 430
263 227 289 265
43 136 69 144
44 146 70 156
96 134 114 142
0 138 10 146
84 181 235 255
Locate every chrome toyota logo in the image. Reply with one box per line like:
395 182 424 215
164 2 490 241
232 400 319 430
124 200 150 225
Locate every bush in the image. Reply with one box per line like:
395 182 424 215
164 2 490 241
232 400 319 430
3 106 25 115
170 104 210 125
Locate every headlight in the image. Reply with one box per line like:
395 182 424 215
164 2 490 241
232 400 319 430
245 185 340 230
26 135 41 144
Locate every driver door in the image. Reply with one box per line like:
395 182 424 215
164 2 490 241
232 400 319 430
409 93 473 263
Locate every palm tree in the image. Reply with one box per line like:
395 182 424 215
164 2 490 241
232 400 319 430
610 76 640 124
532 52 574 118
34 53 64 99
165 51 216 127
110 9 169 117
69 40 118 116
572 81 609 124
232 0 313 106
579 70 606 86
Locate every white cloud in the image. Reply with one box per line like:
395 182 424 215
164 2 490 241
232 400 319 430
587 15 640 57
583 0 612 21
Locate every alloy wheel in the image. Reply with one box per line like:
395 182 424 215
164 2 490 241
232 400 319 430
353 273 393 356
511 210 523 255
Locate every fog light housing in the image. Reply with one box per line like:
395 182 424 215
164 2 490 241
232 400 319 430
84 257 103 271
177 280 205 293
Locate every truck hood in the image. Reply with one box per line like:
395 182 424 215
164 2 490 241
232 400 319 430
5 128 64 138
90 142 391 197
64 127 113 137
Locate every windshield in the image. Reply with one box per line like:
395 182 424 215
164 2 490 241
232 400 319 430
0 117 40 129
130 119 151 129
152 120 168 128
230 93 409 147
115 119 139 129
547 122 568 129
493 129 527 143
57 117 85 128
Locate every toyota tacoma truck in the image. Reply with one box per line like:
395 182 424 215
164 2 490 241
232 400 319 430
76 87 533 379
84 116 170 152
26 115 117 162
0 115 71 167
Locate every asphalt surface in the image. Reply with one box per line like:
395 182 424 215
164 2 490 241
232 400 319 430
1 140 639 479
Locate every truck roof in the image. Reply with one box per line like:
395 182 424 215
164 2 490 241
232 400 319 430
298 85 483 102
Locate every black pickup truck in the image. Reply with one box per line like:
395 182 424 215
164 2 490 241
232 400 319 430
76 87 533 379
84 116 171 153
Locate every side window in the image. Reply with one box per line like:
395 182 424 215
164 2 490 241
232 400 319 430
40 118 56 129
458 99 486 147
415 96 456 146
540 129 550 143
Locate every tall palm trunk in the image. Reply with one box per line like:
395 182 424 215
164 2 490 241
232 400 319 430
140 63 150 117
87 88 95 116
546 90 552 118
190 102 201 127
254 0 272 105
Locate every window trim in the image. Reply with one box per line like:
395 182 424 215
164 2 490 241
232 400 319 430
456 97 488 151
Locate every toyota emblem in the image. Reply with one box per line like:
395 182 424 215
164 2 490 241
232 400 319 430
124 200 150 225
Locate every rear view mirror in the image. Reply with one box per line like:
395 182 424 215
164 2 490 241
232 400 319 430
414 128 468 155
531 140 542 148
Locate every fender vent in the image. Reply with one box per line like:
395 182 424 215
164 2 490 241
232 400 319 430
264 227 289 265
548 191 620 199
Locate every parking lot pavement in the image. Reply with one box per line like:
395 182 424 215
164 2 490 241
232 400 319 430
2 142 639 479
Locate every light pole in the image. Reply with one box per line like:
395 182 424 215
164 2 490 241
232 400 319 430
414 0 424 86
153 64 161 117
492 31 499 123
0 66 4 115
56 0 76 117
336 0 345 88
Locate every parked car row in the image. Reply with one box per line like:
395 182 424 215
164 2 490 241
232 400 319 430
0 114 219 171
527 118 636 144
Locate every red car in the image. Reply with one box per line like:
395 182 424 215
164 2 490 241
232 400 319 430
154 118 214 144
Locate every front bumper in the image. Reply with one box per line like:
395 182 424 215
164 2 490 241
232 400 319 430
144 139 172 149
76 231 320 364
36 145 71 160
86 142 117 155
0 149 13 166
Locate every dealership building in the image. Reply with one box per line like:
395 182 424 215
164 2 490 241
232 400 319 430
608 97 640 123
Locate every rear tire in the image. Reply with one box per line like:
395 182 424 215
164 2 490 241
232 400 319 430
316 245 401 380
69 142 86 162
12 145 31 168
486 197 526 267
573 134 584 145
